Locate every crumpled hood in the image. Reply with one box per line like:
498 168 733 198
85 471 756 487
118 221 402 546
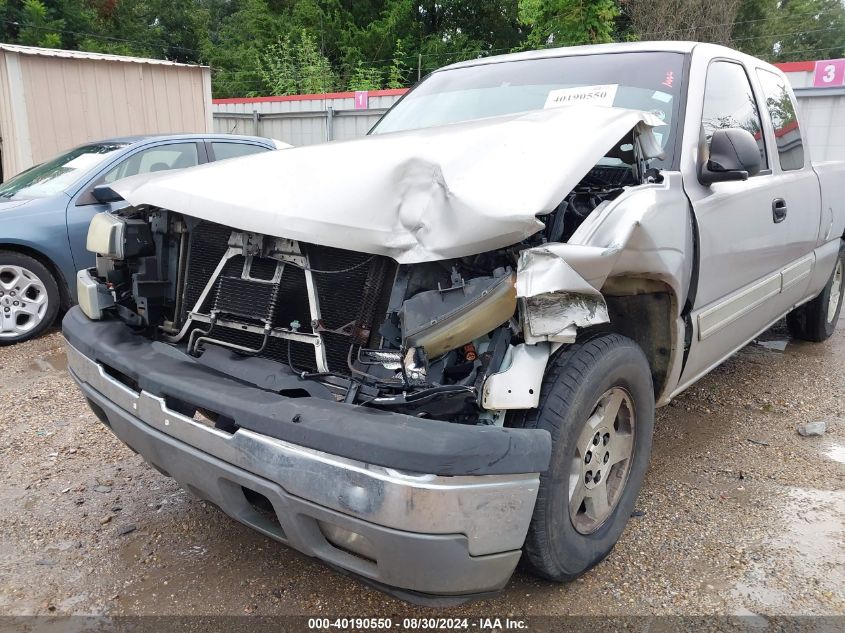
112 105 663 264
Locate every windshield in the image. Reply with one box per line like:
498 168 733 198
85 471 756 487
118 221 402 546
371 52 686 167
0 143 127 200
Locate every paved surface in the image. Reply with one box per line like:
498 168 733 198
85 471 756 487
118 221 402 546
1 319 844 619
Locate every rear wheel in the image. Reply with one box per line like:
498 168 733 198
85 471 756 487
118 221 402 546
0 251 60 345
787 241 845 342
511 333 655 581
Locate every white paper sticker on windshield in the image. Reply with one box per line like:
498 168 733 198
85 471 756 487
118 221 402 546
544 84 618 109
652 90 672 103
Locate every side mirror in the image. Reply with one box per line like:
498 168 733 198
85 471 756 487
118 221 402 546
91 184 124 204
699 128 762 186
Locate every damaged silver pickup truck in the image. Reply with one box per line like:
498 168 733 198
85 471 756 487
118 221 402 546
64 42 845 604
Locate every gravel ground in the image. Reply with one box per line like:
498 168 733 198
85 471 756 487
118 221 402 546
0 318 843 622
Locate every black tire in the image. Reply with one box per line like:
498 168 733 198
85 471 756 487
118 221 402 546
0 250 60 345
510 334 654 581
786 241 845 342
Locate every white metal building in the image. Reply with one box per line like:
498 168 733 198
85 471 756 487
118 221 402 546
212 89 405 146
779 61 845 162
0 44 212 180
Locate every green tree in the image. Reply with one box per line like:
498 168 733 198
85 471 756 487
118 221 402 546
296 29 336 93
0 0 622 96
386 37 408 88
78 0 209 62
260 29 337 96
730 0 845 62
201 0 286 97
347 62 383 90
17 0 65 48
770 0 845 61
731 0 775 57
519 0 619 48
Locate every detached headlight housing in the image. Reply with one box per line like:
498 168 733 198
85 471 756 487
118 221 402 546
77 269 114 320
86 212 153 259
400 269 516 358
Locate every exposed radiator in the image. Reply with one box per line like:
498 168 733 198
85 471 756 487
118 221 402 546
182 227 396 375
182 221 233 319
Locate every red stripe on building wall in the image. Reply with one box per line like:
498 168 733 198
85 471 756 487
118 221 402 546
774 61 815 72
213 88 409 105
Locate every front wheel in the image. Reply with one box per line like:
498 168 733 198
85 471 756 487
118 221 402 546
510 334 655 581
787 241 845 342
0 251 60 345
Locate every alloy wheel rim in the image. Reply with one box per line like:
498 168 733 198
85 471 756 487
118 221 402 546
0 265 49 339
568 386 636 535
827 259 843 324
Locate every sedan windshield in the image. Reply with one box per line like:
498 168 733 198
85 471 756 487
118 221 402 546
0 143 127 200
371 51 686 167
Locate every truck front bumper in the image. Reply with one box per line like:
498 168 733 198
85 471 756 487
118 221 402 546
63 308 549 604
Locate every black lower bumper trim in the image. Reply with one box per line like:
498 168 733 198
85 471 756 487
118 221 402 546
62 307 550 476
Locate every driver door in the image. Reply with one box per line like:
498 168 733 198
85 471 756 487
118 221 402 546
677 59 817 389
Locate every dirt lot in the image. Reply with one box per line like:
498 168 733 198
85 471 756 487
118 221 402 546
1 318 844 623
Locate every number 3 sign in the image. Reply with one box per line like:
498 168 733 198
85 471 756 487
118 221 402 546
813 59 845 87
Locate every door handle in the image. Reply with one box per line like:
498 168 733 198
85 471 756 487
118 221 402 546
772 198 787 223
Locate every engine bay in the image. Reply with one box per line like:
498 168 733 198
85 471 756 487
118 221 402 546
91 162 647 425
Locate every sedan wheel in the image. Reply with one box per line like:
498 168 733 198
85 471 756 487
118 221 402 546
0 265 50 339
0 252 60 345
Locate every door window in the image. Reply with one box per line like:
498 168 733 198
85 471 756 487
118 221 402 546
211 142 268 161
76 142 201 206
756 69 805 171
701 61 768 171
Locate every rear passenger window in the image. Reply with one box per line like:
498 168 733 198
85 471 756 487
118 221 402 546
212 143 268 161
702 61 767 171
756 69 805 171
